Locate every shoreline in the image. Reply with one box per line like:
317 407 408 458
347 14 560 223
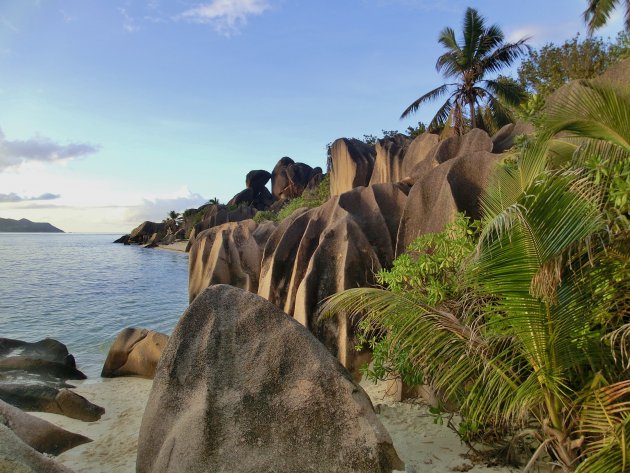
155 240 188 252
29 376 523 473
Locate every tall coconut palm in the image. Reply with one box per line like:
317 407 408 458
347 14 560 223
584 0 630 34
401 7 529 134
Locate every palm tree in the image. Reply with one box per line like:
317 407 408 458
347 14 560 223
166 210 183 229
324 79 630 471
401 7 528 134
584 0 630 34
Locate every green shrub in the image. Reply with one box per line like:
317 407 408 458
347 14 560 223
355 214 479 386
276 174 330 222
253 210 278 223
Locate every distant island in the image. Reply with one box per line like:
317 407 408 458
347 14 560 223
0 217 64 233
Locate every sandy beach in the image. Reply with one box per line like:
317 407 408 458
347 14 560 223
28 376 522 473
30 378 153 473
156 241 188 252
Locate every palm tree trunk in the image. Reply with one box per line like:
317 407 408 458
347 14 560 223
469 101 477 129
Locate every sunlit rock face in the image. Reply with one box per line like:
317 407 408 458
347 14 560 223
101 328 169 379
137 285 404 473
258 183 409 371
396 149 501 254
369 134 412 186
188 219 277 302
271 157 322 200
329 138 376 196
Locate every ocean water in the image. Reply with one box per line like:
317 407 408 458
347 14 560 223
0 233 189 377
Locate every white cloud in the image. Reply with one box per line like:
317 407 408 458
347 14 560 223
180 0 271 35
0 192 60 203
119 7 140 32
0 128 99 171
123 186 206 226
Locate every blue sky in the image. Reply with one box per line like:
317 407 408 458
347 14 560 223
0 0 625 232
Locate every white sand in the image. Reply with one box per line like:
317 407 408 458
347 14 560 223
30 378 153 473
28 376 523 473
156 241 188 252
361 379 520 473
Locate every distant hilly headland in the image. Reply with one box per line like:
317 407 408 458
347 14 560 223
0 217 64 233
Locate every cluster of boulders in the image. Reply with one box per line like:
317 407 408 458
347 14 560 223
0 337 104 472
187 124 532 373
116 156 324 249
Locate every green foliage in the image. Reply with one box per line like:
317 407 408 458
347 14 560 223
584 0 630 33
354 214 479 386
401 7 529 134
183 209 204 238
253 210 278 223
254 174 331 224
322 79 630 471
406 121 428 138
377 214 477 304
517 32 630 98
275 174 330 222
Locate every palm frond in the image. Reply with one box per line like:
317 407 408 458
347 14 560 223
542 81 630 152
576 379 630 472
583 0 626 34
437 26 460 53
483 79 528 107
479 39 531 77
462 7 485 64
400 83 453 119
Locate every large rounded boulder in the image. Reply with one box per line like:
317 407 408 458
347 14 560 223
101 328 169 379
137 285 403 473
397 149 502 254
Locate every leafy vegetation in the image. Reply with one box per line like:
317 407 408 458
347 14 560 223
322 79 630 471
401 7 528 135
253 174 331 223
584 0 630 33
518 32 629 99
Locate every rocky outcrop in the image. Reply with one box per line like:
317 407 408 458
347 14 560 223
271 157 320 200
189 220 276 301
192 204 257 237
246 169 272 190
0 338 77 366
405 128 493 182
137 285 403 473
0 424 74 473
143 232 160 248
369 134 412 186
397 150 502 253
128 221 166 245
491 122 534 154
329 139 376 196
113 234 130 244
258 183 408 370
0 338 104 422
0 385 104 421
228 170 275 210
0 399 91 455
401 132 439 179
101 328 168 379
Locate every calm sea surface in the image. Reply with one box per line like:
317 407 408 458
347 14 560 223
0 233 189 377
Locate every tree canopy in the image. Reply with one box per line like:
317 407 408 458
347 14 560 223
518 32 630 98
401 7 528 135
